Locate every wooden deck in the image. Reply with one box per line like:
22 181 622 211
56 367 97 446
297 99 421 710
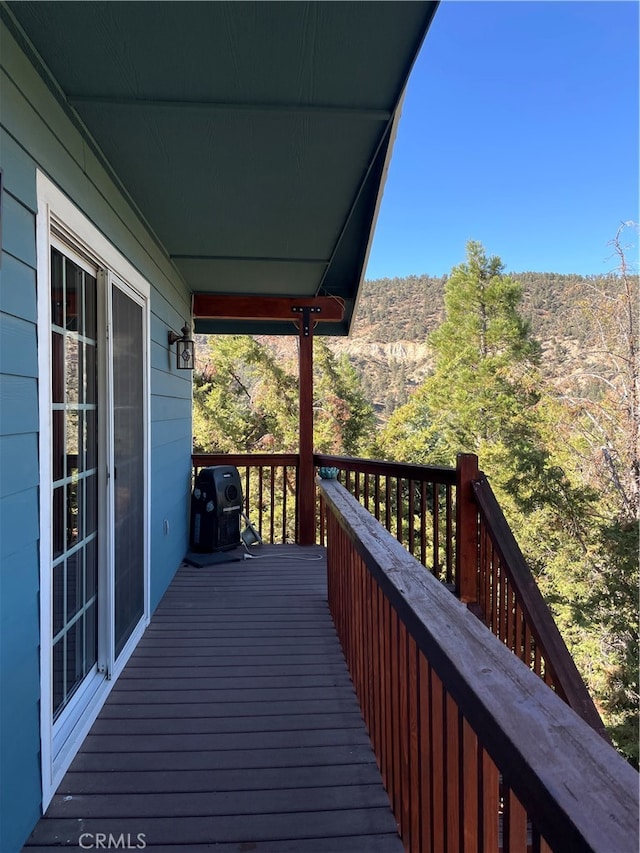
24 545 402 852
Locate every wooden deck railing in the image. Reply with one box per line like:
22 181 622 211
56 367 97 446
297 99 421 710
192 453 299 544
193 453 457 576
320 478 639 853
192 451 605 737
470 469 609 741
314 454 457 584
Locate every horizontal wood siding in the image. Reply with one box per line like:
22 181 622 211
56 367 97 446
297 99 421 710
24 546 403 852
0 16 193 850
0 118 42 851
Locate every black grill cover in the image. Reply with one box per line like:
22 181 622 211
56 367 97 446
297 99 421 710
189 465 242 552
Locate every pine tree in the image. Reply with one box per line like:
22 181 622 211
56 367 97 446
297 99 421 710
381 241 546 501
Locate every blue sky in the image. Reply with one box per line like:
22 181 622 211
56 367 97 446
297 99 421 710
365 0 639 279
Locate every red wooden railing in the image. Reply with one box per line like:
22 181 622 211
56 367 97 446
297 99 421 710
192 451 604 736
192 453 299 544
470 470 609 741
320 478 639 853
314 454 457 585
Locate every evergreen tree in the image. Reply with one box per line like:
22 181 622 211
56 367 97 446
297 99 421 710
381 241 546 499
194 335 375 456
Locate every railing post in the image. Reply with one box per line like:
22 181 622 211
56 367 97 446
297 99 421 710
456 453 479 604
297 311 315 545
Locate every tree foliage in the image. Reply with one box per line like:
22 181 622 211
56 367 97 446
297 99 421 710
193 334 376 456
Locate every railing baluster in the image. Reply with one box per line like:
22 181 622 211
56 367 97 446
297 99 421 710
258 466 264 535
376 580 385 772
420 480 427 569
399 619 410 842
481 748 500 850
431 667 446 853
446 483 453 584
491 550 499 636
244 467 250 519
419 651 432 853
408 478 415 557
282 466 288 543
391 609 401 821
507 584 516 653
503 785 528 853
462 717 479 853
384 594 393 797
432 481 440 579
408 635 421 853
269 465 275 542
385 475 392 534
445 691 460 853
534 640 542 677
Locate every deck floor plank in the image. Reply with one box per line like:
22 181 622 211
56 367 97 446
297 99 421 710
24 545 402 851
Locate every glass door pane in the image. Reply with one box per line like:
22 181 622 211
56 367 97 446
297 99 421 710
50 248 99 720
112 284 145 657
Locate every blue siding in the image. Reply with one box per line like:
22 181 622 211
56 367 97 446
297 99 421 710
1 18 193 851
0 433 39 499
0 254 37 322
0 543 42 853
0 312 38 376
150 434 194 613
0 128 38 211
0 374 39 435
2 192 37 265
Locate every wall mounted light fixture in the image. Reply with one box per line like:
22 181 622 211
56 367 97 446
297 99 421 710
168 321 194 370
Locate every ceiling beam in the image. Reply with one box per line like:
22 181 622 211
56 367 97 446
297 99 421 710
193 294 344 323
67 95 391 122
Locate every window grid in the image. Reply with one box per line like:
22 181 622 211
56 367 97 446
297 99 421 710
51 247 99 721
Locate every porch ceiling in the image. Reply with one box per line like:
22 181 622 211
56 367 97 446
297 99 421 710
6 0 437 335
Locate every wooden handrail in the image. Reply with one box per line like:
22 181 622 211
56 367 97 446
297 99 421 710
471 473 609 741
320 478 639 853
192 452 299 471
314 453 457 485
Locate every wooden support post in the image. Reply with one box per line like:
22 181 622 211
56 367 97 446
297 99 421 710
298 311 315 545
456 453 479 604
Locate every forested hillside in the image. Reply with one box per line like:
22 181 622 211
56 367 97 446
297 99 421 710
333 270 636 420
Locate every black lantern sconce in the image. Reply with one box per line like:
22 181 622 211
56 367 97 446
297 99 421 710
168 321 195 370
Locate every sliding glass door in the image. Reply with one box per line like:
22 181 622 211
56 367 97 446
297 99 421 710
47 248 149 757
39 172 151 806
111 283 146 658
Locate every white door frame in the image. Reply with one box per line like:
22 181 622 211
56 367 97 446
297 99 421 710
36 171 151 808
